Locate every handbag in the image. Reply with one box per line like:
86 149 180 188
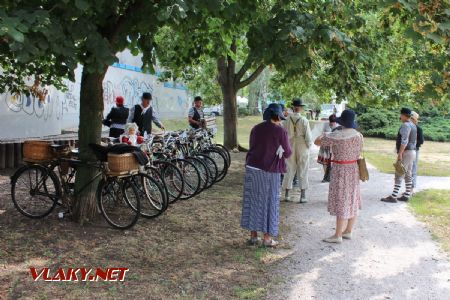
358 140 369 182
358 157 369 182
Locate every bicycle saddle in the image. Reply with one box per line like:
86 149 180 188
51 144 68 151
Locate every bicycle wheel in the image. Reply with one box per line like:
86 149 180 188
152 161 184 204
196 154 218 188
213 144 231 166
203 149 228 183
11 165 61 218
186 156 210 192
126 173 168 218
172 159 201 200
146 166 169 200
97 177 140 230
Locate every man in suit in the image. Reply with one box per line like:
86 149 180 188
127 92 165 135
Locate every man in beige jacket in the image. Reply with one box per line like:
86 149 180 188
282 98 312 203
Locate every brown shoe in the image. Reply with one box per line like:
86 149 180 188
397 195 410 202
381 195 398 203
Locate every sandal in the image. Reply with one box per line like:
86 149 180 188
246 237 261 246
262 239 279 248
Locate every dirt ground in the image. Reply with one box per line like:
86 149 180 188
0 153 286 300
267 157 450 300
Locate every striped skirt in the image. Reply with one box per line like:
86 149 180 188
240 166 281 236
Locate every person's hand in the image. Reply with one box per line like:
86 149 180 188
397 153 403 161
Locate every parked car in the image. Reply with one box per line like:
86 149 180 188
203 105 222 116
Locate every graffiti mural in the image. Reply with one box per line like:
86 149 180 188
0 52 190 139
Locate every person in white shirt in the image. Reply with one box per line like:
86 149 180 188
282 98 313 203
127 92 165 135
188 96 205 129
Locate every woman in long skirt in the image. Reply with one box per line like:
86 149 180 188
315 110 363 244
241 103 292 247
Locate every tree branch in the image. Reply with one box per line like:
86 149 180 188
101 0 146 45
237 65 265 89
235 56 253 83
227 38 236 78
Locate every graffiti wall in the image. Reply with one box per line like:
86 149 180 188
0 51 190 140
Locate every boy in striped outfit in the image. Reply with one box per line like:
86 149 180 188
381 108 417 203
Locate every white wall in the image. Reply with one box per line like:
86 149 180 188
0 51 190 140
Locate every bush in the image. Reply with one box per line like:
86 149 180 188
357 108 398 132
358 109 450 142
238 107 250 117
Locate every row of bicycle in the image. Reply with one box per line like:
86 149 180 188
10 128 231 229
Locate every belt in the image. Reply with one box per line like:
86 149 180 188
330 160 357 164
111 123 125 129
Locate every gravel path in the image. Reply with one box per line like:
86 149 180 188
268 153 450 300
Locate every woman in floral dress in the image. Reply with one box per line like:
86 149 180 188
315 110 364 244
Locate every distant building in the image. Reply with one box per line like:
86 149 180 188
0 50 190 140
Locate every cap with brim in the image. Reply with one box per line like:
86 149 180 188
142 92 152 100
401 107 412 116
336 109 357 129
263 103 286 121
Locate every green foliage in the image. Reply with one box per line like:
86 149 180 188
238 107 251 117
358 108 399 133
358 108 450 142
0 0 195 93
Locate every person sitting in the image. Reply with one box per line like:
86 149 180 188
120 123 144 146
102 96 129 138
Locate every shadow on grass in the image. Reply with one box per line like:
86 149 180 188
0 153 287 299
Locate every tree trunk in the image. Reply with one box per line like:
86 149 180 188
221 82 238 149
248 82 260 115
72 67 107 223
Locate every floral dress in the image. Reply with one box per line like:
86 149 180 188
321 129 363 219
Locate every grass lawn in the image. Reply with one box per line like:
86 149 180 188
409 190 450 254
164 116 261 149
0 152 289 299
364 137 450 177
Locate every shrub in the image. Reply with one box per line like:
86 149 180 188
357 108 398 131
238 107 250 117
358 109 450 142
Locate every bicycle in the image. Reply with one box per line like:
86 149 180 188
10 144 142 230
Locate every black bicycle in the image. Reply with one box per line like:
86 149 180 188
10 144 142 230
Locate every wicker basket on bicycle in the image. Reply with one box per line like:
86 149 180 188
107 153 139 175
23 141 54 162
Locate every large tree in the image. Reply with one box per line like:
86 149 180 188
155 0 368 149
0 0 199 222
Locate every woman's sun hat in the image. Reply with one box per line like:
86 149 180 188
263 103 286 121
336 109 357 129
